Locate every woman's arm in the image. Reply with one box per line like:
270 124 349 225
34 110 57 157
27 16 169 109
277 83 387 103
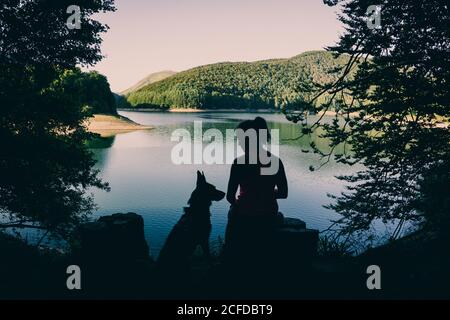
275 160 288 199
226 163 239 205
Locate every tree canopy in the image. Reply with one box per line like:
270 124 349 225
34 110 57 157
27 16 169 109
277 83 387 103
286 0 450 239
60 68 117 115
0 0 115 238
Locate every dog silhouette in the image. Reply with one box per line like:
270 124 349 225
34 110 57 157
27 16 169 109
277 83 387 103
157 171 225 272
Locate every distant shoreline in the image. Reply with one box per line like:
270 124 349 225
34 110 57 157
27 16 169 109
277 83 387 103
118 108 349 117
118 108 280 113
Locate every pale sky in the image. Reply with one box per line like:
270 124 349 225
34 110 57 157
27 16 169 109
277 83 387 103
91 0 343 92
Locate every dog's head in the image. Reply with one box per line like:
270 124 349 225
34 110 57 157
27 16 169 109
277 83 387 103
188 171 225 207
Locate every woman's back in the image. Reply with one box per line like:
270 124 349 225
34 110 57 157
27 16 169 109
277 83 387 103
227 154 287 216
224 117 288 264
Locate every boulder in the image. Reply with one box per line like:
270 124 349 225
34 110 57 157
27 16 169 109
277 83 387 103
282 217 307 230
78 212 150 262
274 215 319 261
223 213 319 269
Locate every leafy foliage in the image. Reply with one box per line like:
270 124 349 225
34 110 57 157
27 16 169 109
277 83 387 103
317 235 354 258
0 0 115 238
286 0 450 238
114 93 132 109
59 68 117 115
125 51 353 110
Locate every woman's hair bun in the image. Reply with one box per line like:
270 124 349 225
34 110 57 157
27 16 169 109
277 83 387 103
253 116 270 140
236 117 271 140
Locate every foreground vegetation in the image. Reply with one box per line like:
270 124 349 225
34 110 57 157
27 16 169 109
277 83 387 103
2 226 449 299
286 0 450 242
60 68 117 115
0 0 115 239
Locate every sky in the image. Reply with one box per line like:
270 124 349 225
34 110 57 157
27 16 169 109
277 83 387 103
91 0 343 92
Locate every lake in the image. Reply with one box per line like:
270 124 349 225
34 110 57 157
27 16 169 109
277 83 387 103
90 111 359 257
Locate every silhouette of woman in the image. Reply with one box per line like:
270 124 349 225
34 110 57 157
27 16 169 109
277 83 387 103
223 117 288 264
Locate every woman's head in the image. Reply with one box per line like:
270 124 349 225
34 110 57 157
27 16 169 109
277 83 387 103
253 117 271 140
236 117 271 153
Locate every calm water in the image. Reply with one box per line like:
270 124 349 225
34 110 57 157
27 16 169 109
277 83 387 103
90 111 359 257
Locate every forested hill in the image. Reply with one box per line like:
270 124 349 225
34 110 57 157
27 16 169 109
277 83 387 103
124 51 352 110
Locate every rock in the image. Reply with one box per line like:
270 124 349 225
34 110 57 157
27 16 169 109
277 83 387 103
223 213 318 269
78 212 150 262
282 217 307 230
274 215 319 262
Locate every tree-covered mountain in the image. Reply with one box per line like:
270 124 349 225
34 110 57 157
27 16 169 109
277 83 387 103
124 51 353 110
120 70 177 95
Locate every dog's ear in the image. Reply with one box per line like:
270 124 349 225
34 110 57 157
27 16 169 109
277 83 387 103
197 170 205 185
